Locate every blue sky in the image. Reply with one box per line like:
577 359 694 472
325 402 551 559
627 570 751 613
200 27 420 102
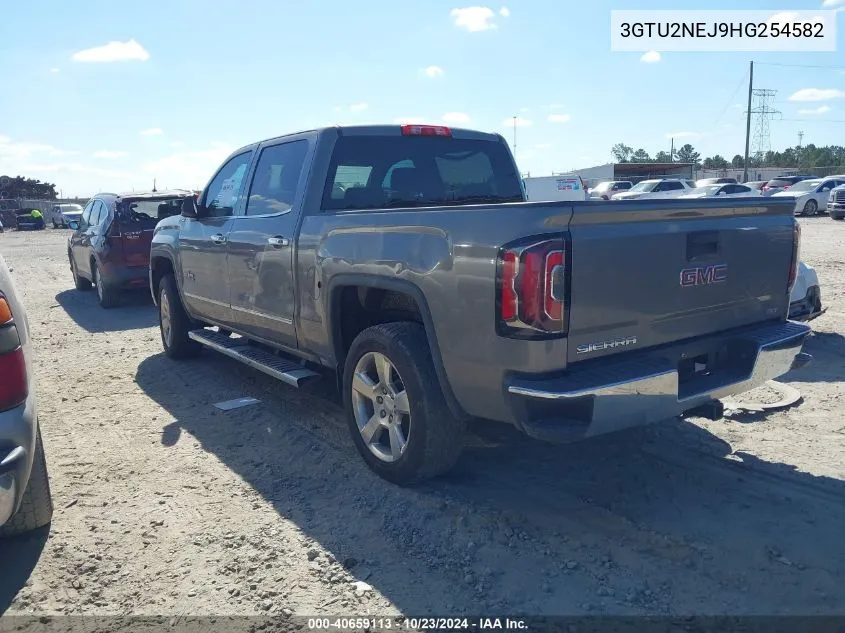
1 0 844 196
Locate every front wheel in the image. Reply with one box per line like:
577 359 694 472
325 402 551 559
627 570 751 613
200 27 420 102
343 322 465 485
158 274 201 359
92 262 120 308
803 200 818 216
70 255 92 291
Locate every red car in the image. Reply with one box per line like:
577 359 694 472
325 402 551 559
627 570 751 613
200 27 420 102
67 190 192 308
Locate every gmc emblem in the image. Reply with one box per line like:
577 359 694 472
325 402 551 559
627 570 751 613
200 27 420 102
680 264 728 287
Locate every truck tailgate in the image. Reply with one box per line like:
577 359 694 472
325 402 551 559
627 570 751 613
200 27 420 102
566 199 797 364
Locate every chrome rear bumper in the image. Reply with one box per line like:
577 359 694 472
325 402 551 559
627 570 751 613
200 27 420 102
507 321 811 442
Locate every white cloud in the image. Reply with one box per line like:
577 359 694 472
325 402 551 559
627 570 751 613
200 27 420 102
665 131 703 139
49 68 60 74
499 6 510 17
548 103 563 109
393 116 427 124
822 0 844 6
92 150 128 159
788 88 845 102
71 39 150 63
503 116 533 127
640 51 662 63
423 65 444 78
451 7 498 32
140 127 164 136
0 136 75 159
170 141 185 148
350 102 368 112
142 143 235 190
548 113 571 123
442 112 471 124
798 105 832 115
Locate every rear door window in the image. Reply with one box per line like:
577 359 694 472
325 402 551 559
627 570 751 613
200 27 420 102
323 135 523 210
244 140 309 216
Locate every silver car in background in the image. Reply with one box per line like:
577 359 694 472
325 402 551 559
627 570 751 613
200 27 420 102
0 255 53 536
50 203 84 229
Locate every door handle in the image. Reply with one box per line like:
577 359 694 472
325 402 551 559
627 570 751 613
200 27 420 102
210 233 227 245
267 236 289 248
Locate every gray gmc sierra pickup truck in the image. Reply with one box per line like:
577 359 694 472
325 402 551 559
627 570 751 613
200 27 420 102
150 123 811 484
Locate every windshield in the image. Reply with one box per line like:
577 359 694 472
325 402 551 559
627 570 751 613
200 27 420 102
788 180 821 192
60 204 83 213
592 182 611 192
322 136 524 210
118 197 185 227
629 181 658 193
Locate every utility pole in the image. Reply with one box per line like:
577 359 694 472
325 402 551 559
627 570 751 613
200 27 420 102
743 60 754 183
670 137 674 163
798 131 804 148
152 178 157 193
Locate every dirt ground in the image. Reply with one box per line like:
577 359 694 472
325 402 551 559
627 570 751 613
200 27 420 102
0 219 843 618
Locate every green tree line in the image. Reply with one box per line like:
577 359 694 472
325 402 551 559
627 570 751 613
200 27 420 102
610 143 845 171
0 175 59 200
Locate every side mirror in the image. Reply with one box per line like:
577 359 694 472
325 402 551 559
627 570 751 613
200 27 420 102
181 196 199 218
67 220 80 230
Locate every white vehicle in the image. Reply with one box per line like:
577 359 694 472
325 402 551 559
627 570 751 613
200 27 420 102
50 203 84 228
772 176 845 216
523 175 586 202
676 183 758 199
588 180 633 200
827 184 845 220
789 261 825 322
611 178 696 201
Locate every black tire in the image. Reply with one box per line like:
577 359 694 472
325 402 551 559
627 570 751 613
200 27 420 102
52 221 59 229
158 273 201 359
92 262 120 308
343 322 465 485
1 427 53 537
803 200 818 216
70 254 92 291
833 215 844 221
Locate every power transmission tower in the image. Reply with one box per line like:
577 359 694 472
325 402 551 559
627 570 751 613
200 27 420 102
748 88 780 162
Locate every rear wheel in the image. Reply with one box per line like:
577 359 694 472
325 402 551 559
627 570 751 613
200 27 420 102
70 254 91 291
833 215 844 221
343 322 465 485
803 200 818 216
52 220 59 229
92 262 120 308
1 427 53 537
158 274 201 359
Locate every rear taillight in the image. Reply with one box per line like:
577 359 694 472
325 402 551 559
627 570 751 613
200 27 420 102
0 296 27 411
497 236 569 337
788 221 801 293
783 185 792 190
400 124 452 137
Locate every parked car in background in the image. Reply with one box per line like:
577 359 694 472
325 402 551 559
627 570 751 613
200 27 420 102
828 184 845 220
744 180 771 195
67 189 192 308
588 180 632 200
677 183 757 199
50 203 84 229
762 175 817 195
695 177 737 187
610 178 696 200
0 255 53 536
789 261 825 322
772 176 845 216
14 209 45 231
